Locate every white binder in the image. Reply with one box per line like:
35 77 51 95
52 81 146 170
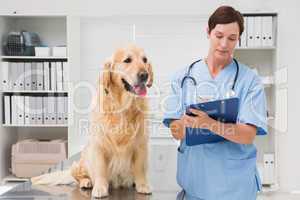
262 16 273 46
36 62 44 90
24 96 30 124
263 153 275 184
11 96 18 125
253 16 262 47
10 63 18 91
49 96 57 124
56 96 64 124
35 96 43 124
56 62 63 91
240 16 248 47
16 96 25 125
62 62 68 91
24 63 32 90
266 16 274 46
63 96 68 124
31 63 37 90
2 62 10 90
247 16 255 47
4 95 11 124
43 62 50 91
50 62 57 91
29 96 36 124
16 62 25 91
43 97 51 124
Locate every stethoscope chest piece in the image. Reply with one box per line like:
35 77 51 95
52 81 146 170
225 89 236 98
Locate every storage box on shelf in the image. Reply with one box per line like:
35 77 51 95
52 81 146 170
11 139 67 178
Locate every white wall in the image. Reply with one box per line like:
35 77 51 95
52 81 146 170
1 0 300 192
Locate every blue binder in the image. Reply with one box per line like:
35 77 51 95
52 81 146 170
185 97 239 146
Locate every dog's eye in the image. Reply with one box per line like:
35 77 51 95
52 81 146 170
124 57 132 63
142 57 147 63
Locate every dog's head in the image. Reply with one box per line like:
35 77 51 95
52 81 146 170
101 45 153 97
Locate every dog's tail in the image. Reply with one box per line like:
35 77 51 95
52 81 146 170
31 169 76 186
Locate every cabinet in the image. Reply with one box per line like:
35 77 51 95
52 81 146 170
0 15 68 180
235 13 279 191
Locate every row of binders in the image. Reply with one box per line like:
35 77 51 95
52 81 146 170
1 61 68 91
3 95 68 125
239 16 275 47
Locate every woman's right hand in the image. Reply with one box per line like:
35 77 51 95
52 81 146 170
170 119 185 140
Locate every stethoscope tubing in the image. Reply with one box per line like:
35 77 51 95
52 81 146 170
180 58 239 93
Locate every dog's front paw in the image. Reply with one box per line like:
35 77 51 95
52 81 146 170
79 178 93 189
92 183 109 198
135 183 152 195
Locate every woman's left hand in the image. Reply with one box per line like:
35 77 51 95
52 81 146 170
182 108 215 129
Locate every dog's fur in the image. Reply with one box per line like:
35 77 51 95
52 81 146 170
31 45 153 198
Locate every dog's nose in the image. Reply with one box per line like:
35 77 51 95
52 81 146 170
138 71 149 82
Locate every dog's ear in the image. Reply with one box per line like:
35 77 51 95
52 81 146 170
146 62 153 88
101 60 112 93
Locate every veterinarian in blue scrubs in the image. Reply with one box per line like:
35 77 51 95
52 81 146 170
163 6 267 200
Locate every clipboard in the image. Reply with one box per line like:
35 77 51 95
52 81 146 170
185 97 239 146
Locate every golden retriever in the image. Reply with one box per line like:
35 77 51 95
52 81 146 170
32 45 153 198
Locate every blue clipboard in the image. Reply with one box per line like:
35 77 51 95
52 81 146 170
185 97 239 146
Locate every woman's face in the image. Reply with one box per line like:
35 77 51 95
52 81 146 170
208 22 240 61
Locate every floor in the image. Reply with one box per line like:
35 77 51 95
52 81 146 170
1 182 300 200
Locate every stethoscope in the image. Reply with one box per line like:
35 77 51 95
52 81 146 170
180 58 239 102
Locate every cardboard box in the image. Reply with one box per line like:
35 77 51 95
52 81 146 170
34 47 51 57
11 139 67 178
52 46 67 57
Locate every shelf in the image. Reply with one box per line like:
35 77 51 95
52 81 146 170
242 13 277 17
268 116 275 121
260 183 280 193
262 77 275 87
236 46 276 50
2 124 68 127
1 56 68 60
0 14 69 187
2 174 29 184
2 90 68 94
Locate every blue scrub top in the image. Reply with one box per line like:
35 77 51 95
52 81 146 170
162 59 268 200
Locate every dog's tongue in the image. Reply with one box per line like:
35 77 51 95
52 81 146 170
134 85 147 96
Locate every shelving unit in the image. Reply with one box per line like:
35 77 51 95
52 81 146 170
235 13 278 191
0 15 68 180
